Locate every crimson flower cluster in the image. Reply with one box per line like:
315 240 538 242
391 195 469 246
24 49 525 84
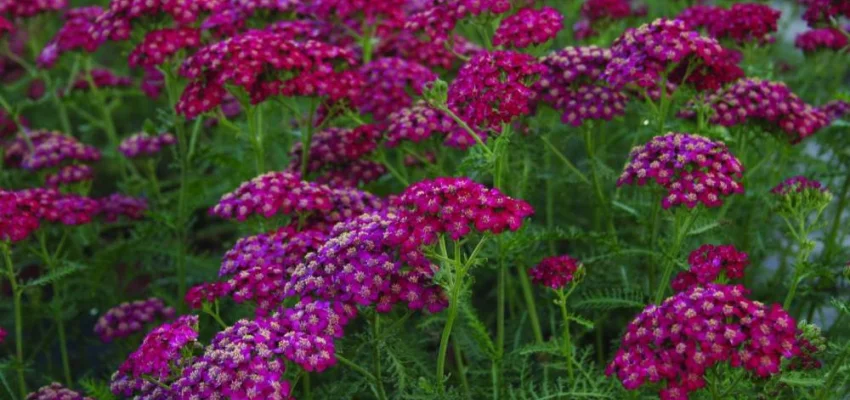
771 176 829 196
202 0 298 35
800 0 850 26
97 193 148 222
0 190 42 242
378 31 478 70
45 164 94 188
25 383 93 400
119 132 177 158
493 7 563 49
447 51 544 146
618 133 744 209
680 78 830 143
0 188 101 242
795 27 849 52
671 244 750 292
184 281 231 309
678 3 781 44
129 27 201 68
37 6 103 69
210 171 334 221
607 283 801 399
91 0 220 45
536 46 628 126
4 130 100 171
0 0 66 19
94 297 176 342
355 58 436 121
604 19 743 92
528 254 583 290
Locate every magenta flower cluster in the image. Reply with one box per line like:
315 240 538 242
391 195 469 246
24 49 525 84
0 0 66 19
771 176 829 196
618 133 745 209
405 0 512 44
4 130 100 170
129 27 201 68
91 0 220 45
288 125 381 177
316 159 387 188
210 171 334 221
528 254 583 290
69 68 132 93
45 164 94 188
384 101 463 148
119 132 177 158
355 57 436 121
800 0 850 26
671 244 750 292
493 7 563 49
37 6 103 69
795 27 849 52
819 99 850 121
574 0 644 40
97 193 148 222
17 188 101 226
25 383 93 400
94 297 176 342
678 3 781 44
607 283 802 399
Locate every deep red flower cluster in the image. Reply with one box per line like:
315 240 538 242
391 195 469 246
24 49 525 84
0 109 25 138
680 78 830 143
97 193 148 222
678 3 781 44
129 27 201 68
771 176 829 196
3 130 100 170
387 177 535 251
671 245 750 292
119 132 177 158
176 31 357 119
378 31 479 70
795 27 849 52
26 383 93 400
800 0 850 26
18 188 101 226
45 164 94 188
37 6 103 69
69 68 133 93
0 0 66 19
607 283 801 399
618 133 745 209
604 19 743 92
528 254 583 290
493 7 563 49
184 281 231 309
355 58 436 121
288 125 381 176
94 297 176 342
210 171 334 221
0 190 41 242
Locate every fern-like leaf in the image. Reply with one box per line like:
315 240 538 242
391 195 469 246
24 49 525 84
573 288 645 311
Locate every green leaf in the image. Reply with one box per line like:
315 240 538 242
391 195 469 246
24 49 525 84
569 315 595 330
573 288 645 311
612 201 640 219
687 221 720 236
24 261 87 288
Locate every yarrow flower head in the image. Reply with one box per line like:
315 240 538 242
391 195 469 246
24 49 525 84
315 159 387 188
3 130 100 170
607 283 802 398
671 244 750 292
184 281 231 309
354 58 436 121
405 0 512 44
275 297 358 371
0 190 41 242
26 383 93 400
92 0 221 45
795 27 849 53
119 132 177 158
386 177 535 251
202 0 299 35
211 171 334 221
573 0 643 40
129 27 201 68
288 125 381 177
818 99 850 121
529 254 584 290
0 0 66 19
678 3 781 44
68 68 133 94
17 188 101 226
97 193 148 222
618 133 745 209
771 176 833 216
772 176 829 196
800 0 850 27
493 7 564 49
384 101 466 148
37 6 103 69
45 164 94 188
603 19 743 92
94 297 176 342
0 326 5 343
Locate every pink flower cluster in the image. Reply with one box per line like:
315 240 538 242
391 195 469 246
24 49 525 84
97 193 148 222
210 171 334 221
129 27 201 68
0 191 44 242
671 245 750 292
202 0 299 35
92 0 221 44
447 51 544 146
25 383 93 400
184 281 231 309
680 78 830 143
574 0 644 40
384 101 462 148
678 3 781 44
3 130 100 170
68 68 133 93
37 6 103 68
493 7 563 49
771 176 829 196
800 0 850 26
387 177 535 251
45 164 94 188
607 283 801 399
355 58 436 121
405 0 512 44
94 297 176 342
795 27 849 52
604 19 743 92
378 31 478 70
18 188 101 226
119 132 177 158
288 125 381 176
307 187 386 230
618 133 745 209
176 31 357 119
819 99 850 121
536 46 628 126
528 254 583 290
0 0 66 19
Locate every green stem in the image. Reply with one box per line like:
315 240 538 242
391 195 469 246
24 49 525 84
38 232 72 386
85 57 127 180
654 210 698 304
437 106 494 156
300 100 318 180
336 354 378 384
453 339 471 399
825 172 850 258
516 263 544 345
247 105 266 174
818 341 850 400
494 249 505 399
436 251 465 393
2 243 27 398
556 286 576 382
540 135 591 185
583 124 616 242
303 373 312 400
372 314 388 400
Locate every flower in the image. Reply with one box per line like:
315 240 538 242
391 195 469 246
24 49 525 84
97 193 148 222
603 19 743 92
0 108 25 138
607 283 802 398
288 125 382 176
378 32 479 69
0 0 66 19
68 68 133 93
819 99 850 121
678 3 781 44
573 0 643 40
405 0 512 44
617 133 745 209
202 0 299 35
275 297 358 371
355 58 436 121
671 244 750 292
94 297 176 342
26 383 93 400
128 27 201 68
141 66 165 98
796 28 849 53
37 6 103 69
529 255 583 290
771 176 829 196
119 132 177 158
384 101 462 148
4 130 100 170
316 159 387 188
185 281 231 309
210 171 334 221
91 0 221 45
800 0 850 27
493 7 564 49
45 164 94 188
0 326 5 343
17 188 101 226
0 190 41 242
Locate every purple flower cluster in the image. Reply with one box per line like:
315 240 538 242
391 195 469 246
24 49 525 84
97 193 148 222
536 46 628 126
671 244 750 292
680 78 830 143
316 159 387 188
818 99 850 121
528 254 583 290
405 0 512 44
129 27 201 68
37 6 103 69
493 7 563 49
275 297 358 371
288 125 381 176
771 176 829 196
378 31 478 70
355 58 436 121
604 19 743 92
94 297 176 342
119 132 177 158
4 130 100 170
18 188 101 226
211 171 334 221
45 164 94 188
202 0 299 35
26 383 93 400
678 3 781 44
607 283 801 399
618 133 744 209
0 0 66 19
68 68 133 93
92 0 220 44
795 27 849 52
384 101 463 148
574 0 644 40
447 51 544 146
800 0 850 26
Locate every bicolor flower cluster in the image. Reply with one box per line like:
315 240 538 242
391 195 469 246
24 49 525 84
671 244 750 292
355 57 436 121
677 3 781 44
37 6 103 68
604 19 743 92
210 171 334 221
607 283 802 399
795 27 849 52
45 164 94 188
771 176 829 196
528 254 584 290
94 297 176 342
119 132 177 158
384 101 463 148
25 383 93 400
618 133 745 209
493 7 563 49
4 130 100 170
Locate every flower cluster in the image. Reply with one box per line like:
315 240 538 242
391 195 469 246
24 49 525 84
316 159 387 188
355 58 436 121
4 130 100 170
0 190 41 242
25 383 93 400
795 27 849 52
384 101 462 148
68 68 133 93
771 176 829 196
45 164 94 188
18 188 101 226
607 283 802 398
37 6 103 68
184 281 231 309
0 0 66 19
94 297 176 342
119 132 177 158
618 133 745 209
387 177 535 251
176 31 357 119
405 0 512 44
493 7 563 49
275 297 358 371
678 3 781 44
447 51 544 146
800 0 850 26
819 99 850 121
202 0 299 35
671 244 750 292
528 254 583 290
129 27 201 68
604 19 743 92
378 31 479 70
574 0 644 40
288 125 381 176
92 0 220 45
97 193 148 222
680 78 830 143
0 326 5 343
210 171 334 221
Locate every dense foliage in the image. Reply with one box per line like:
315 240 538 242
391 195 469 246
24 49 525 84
1 0 850 399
